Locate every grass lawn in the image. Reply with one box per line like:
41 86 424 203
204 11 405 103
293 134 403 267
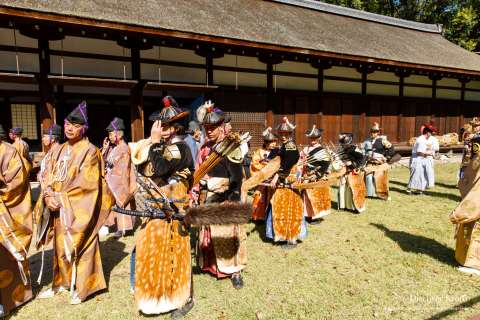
9 163 480 320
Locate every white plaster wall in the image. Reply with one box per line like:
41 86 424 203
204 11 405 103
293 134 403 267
436 89 461 100
275 75 316 91
213 70 266 88
324 79 361 94
367 83 398 96
404 86 432 98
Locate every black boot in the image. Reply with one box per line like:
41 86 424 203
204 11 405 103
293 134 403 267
171 299 194 320
231 273 244 290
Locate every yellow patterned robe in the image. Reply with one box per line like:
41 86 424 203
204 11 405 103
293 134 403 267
34 138 113 302
450 153 480 269
0 141 33 315
13 138 32 175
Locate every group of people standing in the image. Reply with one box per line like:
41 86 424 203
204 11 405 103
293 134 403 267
0 97 253 318
246 119 397 249
0 95 422 318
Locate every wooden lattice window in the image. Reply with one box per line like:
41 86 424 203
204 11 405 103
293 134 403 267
225 111 266 152
10 104 38 140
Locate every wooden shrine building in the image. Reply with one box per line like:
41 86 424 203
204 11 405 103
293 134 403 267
0 0 480 150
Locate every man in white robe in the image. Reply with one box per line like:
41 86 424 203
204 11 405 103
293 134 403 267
408 124 437 194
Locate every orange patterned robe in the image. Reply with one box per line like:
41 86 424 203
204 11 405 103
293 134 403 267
0 141 33 315
338 171 366 213
250 147 273 221
133 138 194 314
298 145 331 220
34 138 113 302
103 141 136 232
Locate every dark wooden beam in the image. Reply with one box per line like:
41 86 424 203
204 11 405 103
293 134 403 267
361 70 367 95
37 37 56 138
2 96 12 131
56 84 65 124
429 74 443 99
311 61 331 96
206 54 213 86
459 79 470 102
130 47 144 141
395 71 410 97
266 61 274 127
357 66 374 96
317 68 324 95
48 75 138 88
145 82 218 91
261 55 282 127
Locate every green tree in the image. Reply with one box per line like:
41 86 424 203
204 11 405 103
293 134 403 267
318 0 480 51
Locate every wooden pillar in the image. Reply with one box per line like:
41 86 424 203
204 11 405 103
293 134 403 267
399 76 405 97
266 61 274 127
361 70 367 96
395 71 410 142
429 74 442 99
312 62 331 131
2 97 12 130
130 47 144 141
357 66 374 96
56 85 65 124
395 71 410 98
38 37 55 132
460 79 468 102
260 54 282 127
206 54 214 86
318 68 325 94
195 47 224 101
459 78 470 131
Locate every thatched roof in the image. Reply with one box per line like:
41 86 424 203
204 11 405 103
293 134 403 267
2 0 480 73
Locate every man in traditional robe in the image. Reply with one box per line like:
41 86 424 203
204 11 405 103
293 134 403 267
298 125 331 223
9 127 32 175
407 124 436 194
35 101 112 305
0 125 33 317
337 133 367 213
130 96 194 318
249 127 277 222
363 122 395 200
450 135 480 275
38 124 62 188
196 102 246 289
101 117 136 238
265 117 305 248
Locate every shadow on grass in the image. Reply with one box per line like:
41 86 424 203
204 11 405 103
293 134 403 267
248 221 269 243
434 181 459 189
100 237 128 286
27 236 127 297
389 186 461 202
371 223 456 267
390 179 408 188
426 294 480 320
